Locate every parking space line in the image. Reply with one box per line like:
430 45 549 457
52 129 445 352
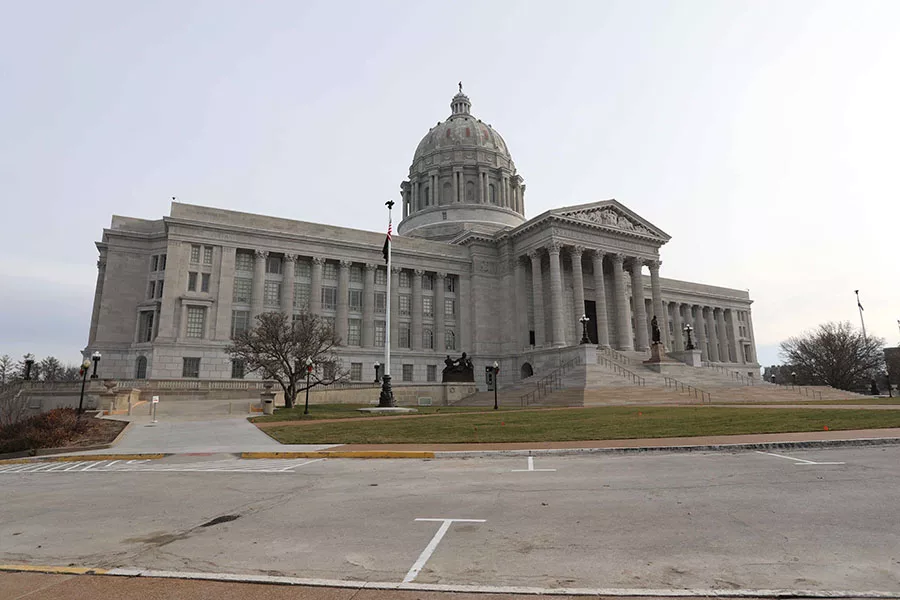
404 518 485 583
280 458 325 471
756 451 846 465
511 456 556 472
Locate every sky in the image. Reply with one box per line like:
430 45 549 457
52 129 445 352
1 0 898 368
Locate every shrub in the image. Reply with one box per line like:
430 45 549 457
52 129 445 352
0 408 94 454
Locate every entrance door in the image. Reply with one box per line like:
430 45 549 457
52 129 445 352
584 300 598 344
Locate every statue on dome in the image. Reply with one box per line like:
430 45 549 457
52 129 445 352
458 81 463 93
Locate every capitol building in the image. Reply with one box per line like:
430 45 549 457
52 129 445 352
86 87 759 388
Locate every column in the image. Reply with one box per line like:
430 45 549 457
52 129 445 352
88 251 108 344
310 257 323 315
547 242 566 346
477 169 483 203
336 260 351 342
514 259 528 349
746 311 758 364
528 250 545 346
693 305 707 360
251 250 267 319
716 307 730 363
648 260 667 348
726 309 742 364
570 246 586 327
412 269 424 350
705 306 720 362
435 272 446 353
213 247 236 342
282 254 296 316
630 258 649 351
590 250 610 347
482 172 488 204
413 181 420 211
610 253 633 350
672 302 684 351
451 169 459 204
390 266 401 350
362 264 376 347
401 188 409 219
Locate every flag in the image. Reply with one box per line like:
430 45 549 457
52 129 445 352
855 290 863 311
381 221 392 264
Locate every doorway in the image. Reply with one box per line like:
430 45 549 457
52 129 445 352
520 362 534 379
584 300 598 344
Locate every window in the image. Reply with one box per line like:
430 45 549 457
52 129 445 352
264 281 281 307
188 271 198 292
294 283 310 310
322 286 337 310
427 365 437 382
350 362 363 381
295 260 311 279
323 262 337 280
375 268 387 285
375 291 386 314
423 274 433 290
349 289 363 312
423 296 433 317
231 310 250 338
445 276 455 293
190 245 201 263
348 319 361 346
402 364 413 382
201 273 210 293
148 280 156 299
150 255 158 271
399 294 411 316
235 251 254 272
399 271 410 288
444 298 456 318
375 320 386 347
159 254 167 271
139 311 154 342
231 359 245 379
203 246 213 265
445 329 456 350
182 357 200 378
350 265 362 283
233 278 252 303
423 328 433 349
266 256 282 274
399 323 411 348
186 307 205 338
135 356 147 379
156 280 164 298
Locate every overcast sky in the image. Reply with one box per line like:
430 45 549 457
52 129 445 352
1 0 898 368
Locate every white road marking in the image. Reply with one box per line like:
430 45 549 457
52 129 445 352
756 451 845 465
280 458 324 471
0 458 325 474
403 518 486 583
511 456 556 472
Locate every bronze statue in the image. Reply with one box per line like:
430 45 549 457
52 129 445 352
651 316 661 344
442 352 475 382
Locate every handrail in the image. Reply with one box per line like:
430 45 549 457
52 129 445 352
768 381 823 401
663 376 712 404
519 355 582 407
701 362 753 386
598 356 646 386
598 346 635 365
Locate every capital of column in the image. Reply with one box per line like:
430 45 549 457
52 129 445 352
546 241 562 255
339 259 352 269
284 253 297 263
588 248 604 261
255 250 269 259
526 249 541 262
569 245 585 259
365 263 377 272
435 271 447 280
414 268 426 277
311 256 324 265
646 259 661 272
609 252 625 266
391 266 403 274
628 257 644 272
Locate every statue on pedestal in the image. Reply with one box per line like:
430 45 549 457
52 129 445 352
651 316 662 344
442 352 475 382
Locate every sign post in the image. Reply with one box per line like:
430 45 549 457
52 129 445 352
151 395 159 424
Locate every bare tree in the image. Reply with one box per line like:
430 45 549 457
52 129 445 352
226 311 347 409
0 355 12 385
0 384 28 427
779 321 885 391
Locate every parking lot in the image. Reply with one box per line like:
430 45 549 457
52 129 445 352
1 446 899 593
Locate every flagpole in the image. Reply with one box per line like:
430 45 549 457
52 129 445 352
379 200 395 407
855 290 867 342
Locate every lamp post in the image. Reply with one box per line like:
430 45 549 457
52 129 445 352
493 361 500 410
791 371 797 386
579 314 590 344
304 357 313 415
23 356 34 380
373 361 381 383
683 324 694 350
90 351 101 379
77 358 92 416
770 374 776 384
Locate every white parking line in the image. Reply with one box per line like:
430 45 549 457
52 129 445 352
511 456 556 472
756 451 845 465
0 458 325 474
403 518 485 583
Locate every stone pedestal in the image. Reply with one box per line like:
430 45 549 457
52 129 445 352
644 342 667 364
669 349 703 367
579 344 597 366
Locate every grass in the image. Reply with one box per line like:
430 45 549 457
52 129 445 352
260 405 900 445
250 403 517 423
739 398 900 406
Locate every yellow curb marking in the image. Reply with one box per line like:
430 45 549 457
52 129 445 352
0 564 108 575
241 451 435 459
0 453 166 465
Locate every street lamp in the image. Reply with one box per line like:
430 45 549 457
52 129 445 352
90 351 101 379
77 358 92 416
23 356 34 380
770 374 776 384
683 323 695 350
791 371 797 386
492 361 500 410
579 314 590 344
304 357 313 415
373 361 381 383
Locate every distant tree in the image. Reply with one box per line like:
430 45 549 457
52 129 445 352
15 354 39 381
779 321 885 391
0 355 13 384
38 356 65 382
226 311 347 409
763 364 806 385
60 365 81 382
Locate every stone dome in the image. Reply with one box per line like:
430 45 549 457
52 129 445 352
398 85 526 242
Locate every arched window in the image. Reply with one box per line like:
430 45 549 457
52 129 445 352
423 328 433 350
445 329 456 351
135 356 147 379
423 186 431 207
489 184 496 204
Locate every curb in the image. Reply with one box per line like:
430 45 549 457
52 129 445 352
241 450 435 459
1 564 898 598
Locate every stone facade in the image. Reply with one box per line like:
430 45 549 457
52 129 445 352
85 88 759 389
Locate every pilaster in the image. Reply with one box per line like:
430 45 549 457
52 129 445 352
310 256 323 316
363 264 376 347
412 269 424 350
336 260 351 343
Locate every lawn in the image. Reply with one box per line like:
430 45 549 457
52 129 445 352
740 398 900 406
260 405 900 445
251 403 516 423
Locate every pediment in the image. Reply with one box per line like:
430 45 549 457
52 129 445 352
552 200 670 241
